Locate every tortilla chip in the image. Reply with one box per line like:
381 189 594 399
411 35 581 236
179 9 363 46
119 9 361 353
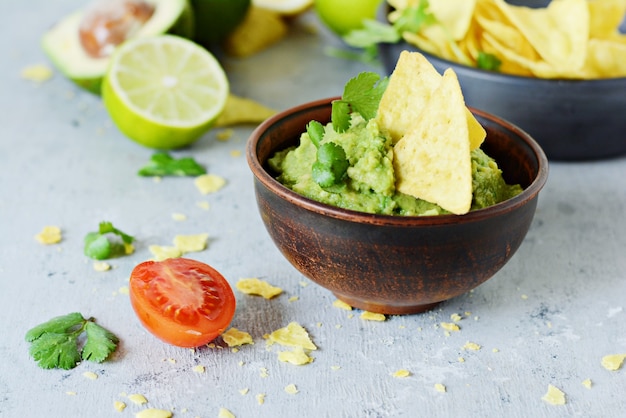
215 94 277 127
393 68 473 215
587 0 626 38
376 51 485 149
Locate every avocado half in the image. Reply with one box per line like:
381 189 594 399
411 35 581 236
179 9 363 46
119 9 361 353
41 0 194 94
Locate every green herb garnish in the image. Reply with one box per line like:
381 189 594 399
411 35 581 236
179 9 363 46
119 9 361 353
476 51 502 71
84 221 134 260
308 72 388 191
138 152 206 177
25 312 119 370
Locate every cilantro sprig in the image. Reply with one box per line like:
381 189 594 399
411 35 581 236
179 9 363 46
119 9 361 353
25 312 119 370
84 221 135 260
138 152 206 177
333 0 501 71
308 72 388 191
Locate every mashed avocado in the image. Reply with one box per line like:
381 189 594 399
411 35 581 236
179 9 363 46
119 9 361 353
268 115 522 216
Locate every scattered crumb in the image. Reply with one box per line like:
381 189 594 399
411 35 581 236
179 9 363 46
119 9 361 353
582 379 592 389
521 294 529 300
173 233 209 253
222 328 254 347
118 286 129 295
194 174 226 194
458 357 465 363
335 324 342 329
216 128 235 141
230 150 242 157
434 383 446 393
299 281 309 287
360 311 386 321
492 348 500 353
114 401 126 412
93 261 111 272
392 369 411 378
462 342 481 351
277 346 314 365
127 394 148 405
135 409 172 418
239 388 249 395
148 245 182 261
236 278 283 299
542 384 566 405
218 408 236 418
171 213 187 221
192 365 205 373
268 322 317 350
21 64 53 82
66 391 77 396
450 313 462 322
288 296 299 302
331 365 341 371
35 226 62 244
196 201 211 210
332 299 353 311
284 384 299 394
440 322 460 332
82 371 98 380
166 358 176 364
255 393 265 405
601 354 626 371
259 367 269 378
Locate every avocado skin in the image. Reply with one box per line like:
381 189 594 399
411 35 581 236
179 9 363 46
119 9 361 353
190 0 251 47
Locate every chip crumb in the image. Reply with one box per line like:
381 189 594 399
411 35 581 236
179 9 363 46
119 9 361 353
171 213 187 221
360 311 386 321
166 358 176 364
127 394 148 405
392 369 411 378
222 328 254 347
173 233 209 253
82 371 98 380
230 150 242 158
277 346 314 365
114 401 126 412
216 129 235 141
331 365 341 371
335 324 342 329
236 278 283 299
21 64 53 82
35 225 62 244
268 322 317 350
332 299 353 311
462 341 481 351
458 357 465 363
288 296 299 302
299 281 309 287
255 393 265 405
492 348 500 353
542 384 566 405
450 313 463 322
601 354 626 371
440 322 460 331
521 294 529 300
135 409 172 418
193 365 205 373
434 383 446 393
118 286 129 295
148 245 182 261
239 388 249 395
66 391 77 396
196 201 211 210
93 261 111 272
582 379 592 389
284 384 299 394
218 408 236 418
259 367 269 378
194 174 226 194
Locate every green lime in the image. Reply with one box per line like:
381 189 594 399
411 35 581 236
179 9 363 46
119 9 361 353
190 0 251 46
314 0 383 36
102 35 229 149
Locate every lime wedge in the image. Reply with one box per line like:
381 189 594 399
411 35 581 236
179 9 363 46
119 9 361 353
102 35 229 149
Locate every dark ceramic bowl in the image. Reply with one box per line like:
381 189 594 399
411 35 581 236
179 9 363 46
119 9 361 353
247 97 548 314
376 3 626 161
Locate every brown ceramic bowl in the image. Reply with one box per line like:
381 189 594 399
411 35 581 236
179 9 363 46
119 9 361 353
246 97 548 314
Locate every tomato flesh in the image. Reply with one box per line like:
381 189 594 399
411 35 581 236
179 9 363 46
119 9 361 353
129 258 236 348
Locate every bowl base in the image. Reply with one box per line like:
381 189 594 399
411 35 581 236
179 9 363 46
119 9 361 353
333 293 441 315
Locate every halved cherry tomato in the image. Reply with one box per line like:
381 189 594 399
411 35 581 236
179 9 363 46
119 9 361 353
129 258 236 348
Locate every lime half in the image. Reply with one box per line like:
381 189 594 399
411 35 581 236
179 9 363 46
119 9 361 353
102 35 229 149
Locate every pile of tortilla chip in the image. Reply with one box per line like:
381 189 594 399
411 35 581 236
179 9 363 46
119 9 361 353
388 0 626 79
376 51 485 215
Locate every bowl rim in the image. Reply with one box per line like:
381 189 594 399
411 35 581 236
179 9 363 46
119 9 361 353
246 97 549 227
376 3 626 85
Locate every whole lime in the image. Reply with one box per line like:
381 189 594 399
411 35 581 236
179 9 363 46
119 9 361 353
191 0 251 46
314 0 382 36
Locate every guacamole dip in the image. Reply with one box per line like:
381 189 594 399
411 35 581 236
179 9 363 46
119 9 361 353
268 115 522 216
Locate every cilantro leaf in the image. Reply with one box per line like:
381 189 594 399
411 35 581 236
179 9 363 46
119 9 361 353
138 152 206 177
306 121 325 147
312 143 349 191
477 51 502 71
393 0 438 33
25 313 119 370
331 100 352 133
342 72 389 121
82 321 119 363
84 222 135 260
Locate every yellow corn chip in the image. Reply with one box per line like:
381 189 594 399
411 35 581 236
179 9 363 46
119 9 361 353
215 94 278 127
393 68 472 215
376 51 485 149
